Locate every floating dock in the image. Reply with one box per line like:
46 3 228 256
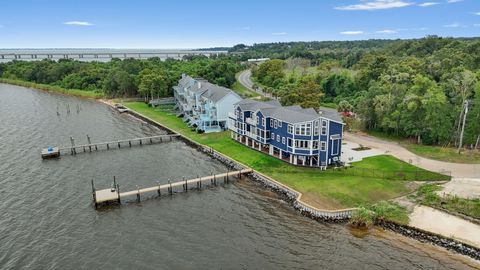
41 134 179 159
92 169 253 208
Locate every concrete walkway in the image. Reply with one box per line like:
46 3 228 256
439 178 480 199
409 205 480 248
344 132 480 178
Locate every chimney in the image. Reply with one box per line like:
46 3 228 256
197 81 202 89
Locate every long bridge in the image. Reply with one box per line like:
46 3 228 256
0 49 228 62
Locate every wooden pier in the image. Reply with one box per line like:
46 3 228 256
92 169 253 208
41 134 180 159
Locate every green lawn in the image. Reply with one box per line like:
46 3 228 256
124 102 447 209
416 185 480 219
0 78 104 99
366 130 480 164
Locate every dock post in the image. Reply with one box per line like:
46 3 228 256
118 141 121 148
139 139 142 145
157 181 161 196
199 177 202 188
87 135 92 152
169 180 173 195
213 174 217 186
129 141 131 147
91 179 97 209
226 169 229 183
70 137 76 155
160 137 163 143
196 175 200 189
136 185 140 202
107 143 109 149
184 177 187 191
117 184 121 204
95 144 98 151
150 138 153 144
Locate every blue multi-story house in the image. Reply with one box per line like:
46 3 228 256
228 99 344 169
174 74 242 133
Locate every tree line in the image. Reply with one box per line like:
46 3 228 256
249 36 480 148
0 55 242 99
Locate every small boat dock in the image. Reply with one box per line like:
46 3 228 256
41 134 180 159
92 169 253 208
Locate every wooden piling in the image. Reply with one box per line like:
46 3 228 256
136 185 140 202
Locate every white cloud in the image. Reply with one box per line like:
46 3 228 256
443 22 461 28
418 2 439 7
272 32 287 35
340 30 364 35
473 12 480 15
447 0 462 3
63 21 94 26
376 29 397 33
335 0 413 11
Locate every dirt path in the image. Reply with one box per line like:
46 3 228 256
344 132 480 178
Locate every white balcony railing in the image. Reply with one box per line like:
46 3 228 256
245 118 256 125
228 112 236 119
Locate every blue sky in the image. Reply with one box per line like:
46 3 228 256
0 0 479 48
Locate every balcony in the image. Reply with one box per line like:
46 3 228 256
245 118 256 126
228 112 237 119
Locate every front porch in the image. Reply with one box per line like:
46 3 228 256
231 132 325 168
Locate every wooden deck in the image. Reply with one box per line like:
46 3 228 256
92 169 253 207
41 134 179 159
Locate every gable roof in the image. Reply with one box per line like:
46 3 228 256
177 74 241 103
235 99 343 124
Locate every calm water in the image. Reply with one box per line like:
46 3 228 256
0 84 477 270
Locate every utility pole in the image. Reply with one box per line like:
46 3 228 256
458 100 469 153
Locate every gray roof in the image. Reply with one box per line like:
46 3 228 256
319 107 343 123
178 75 241 103
235 99 343 124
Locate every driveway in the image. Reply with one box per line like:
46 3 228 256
344 132 480 178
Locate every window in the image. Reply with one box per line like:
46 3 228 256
279 121 282 127
321 120 327 135
277 135 280 142
262 118 266 127
282 137 285 144
295 140 310 149
274 120 278 129
288 138 292 147
270 119 273 128
295 123 312 136
314 120 319 136
320 142 326 151
313 141 319 149
288 124 293 134
271 132 275 139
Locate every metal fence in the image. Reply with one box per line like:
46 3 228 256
327 166 451 181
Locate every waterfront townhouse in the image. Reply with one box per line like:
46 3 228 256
228 99 344 169
174 74 242 133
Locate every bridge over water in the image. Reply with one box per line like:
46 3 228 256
0 49 228 62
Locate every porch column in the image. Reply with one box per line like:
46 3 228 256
231 132 234 139
293 155 298 165
245 137 249 147
302 157 306 166
310 157 313 166
269 145 274 155
289 154 293 164
279 150 283 159
258 143 262 151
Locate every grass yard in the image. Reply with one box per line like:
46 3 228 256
415 185 480 220
124 102 447 210
366 130 480 164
